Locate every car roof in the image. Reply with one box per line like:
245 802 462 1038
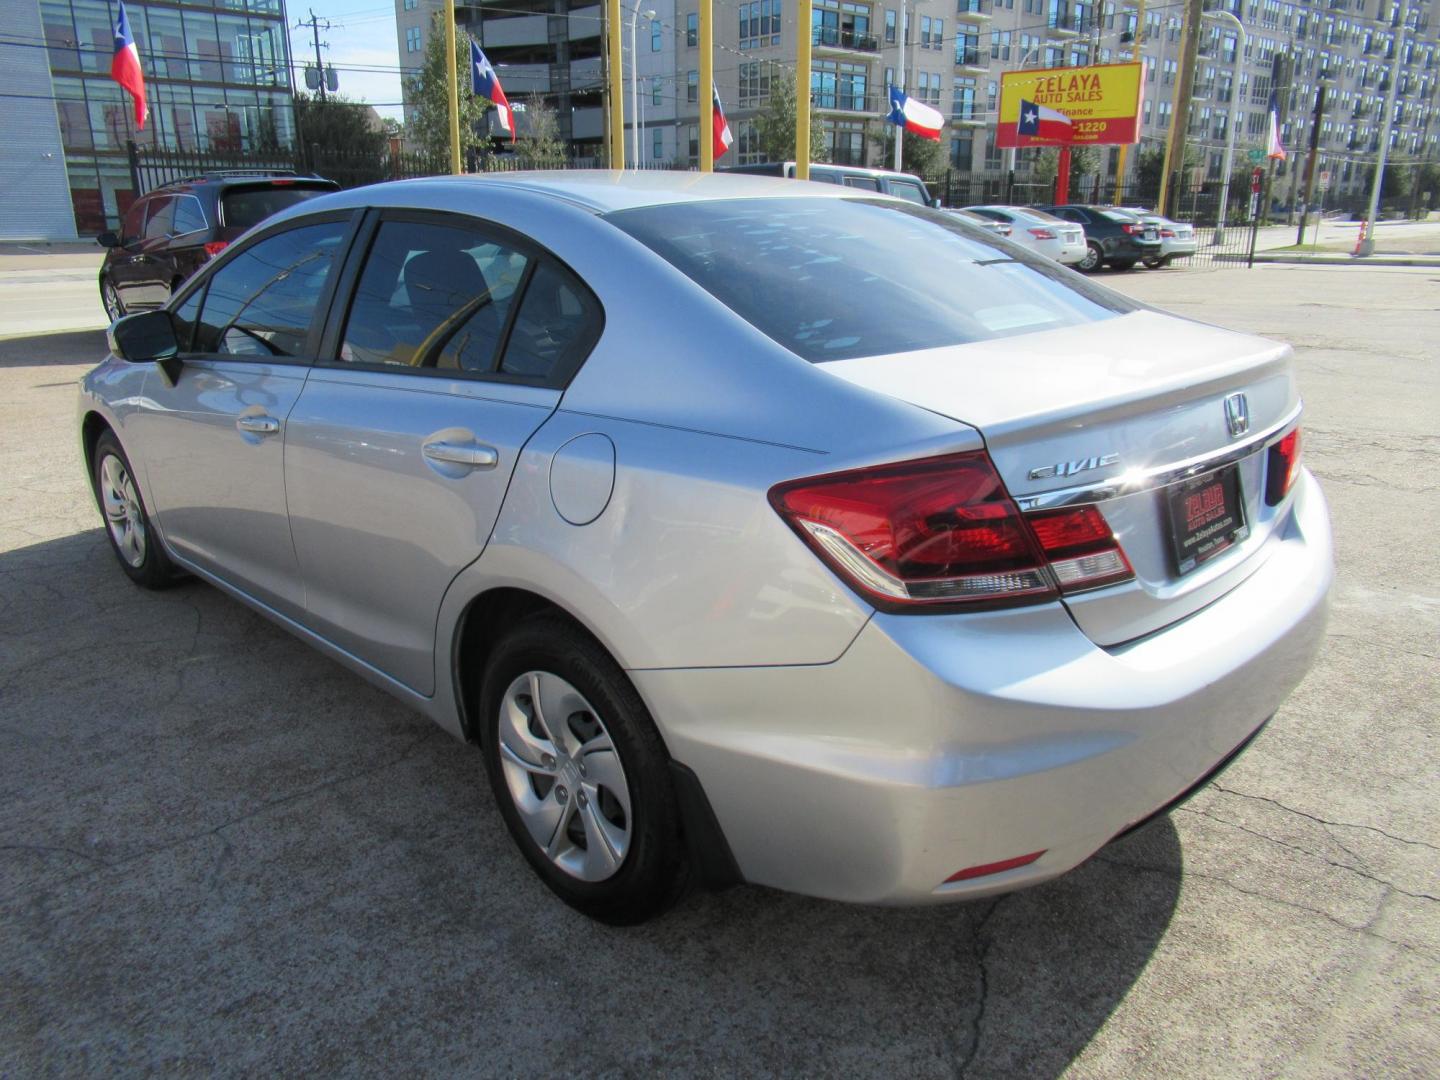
310 170 871 215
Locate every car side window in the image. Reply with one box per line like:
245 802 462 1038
497 261 602 382
887 180 928 205
120 202 146 245
843 176 881 191
143 197 175 241
192 219 348 358
1060 208 1089 223
340 219 530 372
809 170 842 185
172 196 206 235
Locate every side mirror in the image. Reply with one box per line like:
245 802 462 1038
97 231 121 248
930 197 944 208
108 311 184 385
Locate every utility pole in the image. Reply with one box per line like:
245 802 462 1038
1358 0 1408 256
796 0 812 178
296 9 332 101
699 0 713 171
1295 79 1329 245
1112 0 1147 204
1158 0 1203 218
606 0 624 167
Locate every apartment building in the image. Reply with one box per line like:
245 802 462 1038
402 0 1440 195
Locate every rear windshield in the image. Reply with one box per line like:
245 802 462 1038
1096 208 1139 223
221 184 334 230
607 197 1136 362
1018 208 1066 223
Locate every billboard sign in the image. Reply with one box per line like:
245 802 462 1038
997 62 1143 149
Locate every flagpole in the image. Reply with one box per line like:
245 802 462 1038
700 0 714 171
607 0 625 168
444 0 461 174
893 0 907 171
795 0 812 179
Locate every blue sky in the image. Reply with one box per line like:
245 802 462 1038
288 0 406 120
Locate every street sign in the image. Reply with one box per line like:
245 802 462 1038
1247 148 1265 164
1251 167 1263 194
1318 170 1331 190
997 62 1143 149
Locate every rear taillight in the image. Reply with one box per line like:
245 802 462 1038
1121 223 1144 235
1028 227 1058 239
1266 427 1303 505
768 452 1133 610
203 240 229 257
1160 228 1176 238
1025 506 1135 592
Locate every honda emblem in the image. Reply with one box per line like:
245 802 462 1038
1224 393 1250 439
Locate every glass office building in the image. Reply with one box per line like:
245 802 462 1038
35 0 297 234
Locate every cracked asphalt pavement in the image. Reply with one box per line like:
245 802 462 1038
1 262 1436 1077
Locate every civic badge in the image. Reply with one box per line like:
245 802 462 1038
1224 392 1250 439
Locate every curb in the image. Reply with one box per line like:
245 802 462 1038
1248 253 1440 267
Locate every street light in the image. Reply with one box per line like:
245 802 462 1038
628 4 656 168
1203 10 1246 244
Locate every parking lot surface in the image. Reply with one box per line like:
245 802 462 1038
1 262 1436 1077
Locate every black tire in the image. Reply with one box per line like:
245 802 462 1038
1142 256 1165 269
100 277 124 323
92 429 178 589
1110 259 1139 271
479 615 689 924
1077 241 1104 273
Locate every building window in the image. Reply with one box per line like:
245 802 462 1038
687 69 698 103
952 76 976 119
933 19 944 50
885 9 896 43
687 124 698 165
687 12 698 46
739 61 773 105
738 119 762 163
950 131 973 169
986 80 997 112
826 120 866 165
957 31 980 65
885 66 895 89
653 75 663 106
984 131 1002 169
921 15 932 46
651 18 662 51
403 0 417 9
653 127 664 159
406 26 421 52
740 1 781 49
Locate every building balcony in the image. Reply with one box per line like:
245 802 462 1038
812 93 881 114
812 26 880 54
1046 15 1080 38
955 0 993 21
955 46 988 71
951 104 985 125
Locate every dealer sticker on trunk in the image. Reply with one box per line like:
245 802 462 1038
1165 464 1249 576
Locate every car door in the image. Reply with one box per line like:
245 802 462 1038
132 213 358 620
127 195 177 308
283 210 602 695
166 193 211 293
109 199 153 310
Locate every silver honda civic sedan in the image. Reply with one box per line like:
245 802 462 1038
78 172 1331 923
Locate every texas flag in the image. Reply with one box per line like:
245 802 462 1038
886 86 943 141
470 40 514 141
1265 88 1286 160
1017 99 1072 142
110 0 147 130
712 85 733 159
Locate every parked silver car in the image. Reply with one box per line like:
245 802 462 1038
79 172 1331 923
962 205 1088 265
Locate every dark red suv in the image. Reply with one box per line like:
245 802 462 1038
97 172 339 321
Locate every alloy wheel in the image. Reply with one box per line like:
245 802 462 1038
1079 243 1102 272
497 670 632 882
99 453 146 568
102 280 123 322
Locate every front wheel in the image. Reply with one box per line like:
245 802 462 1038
100 278 124 322
92 430 178 588
479 616 688 924
1077 241 1104 273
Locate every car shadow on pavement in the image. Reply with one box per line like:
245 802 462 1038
0 528 1182 1078
0 329 109 369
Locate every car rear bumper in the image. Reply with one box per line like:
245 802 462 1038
634 471 1331 905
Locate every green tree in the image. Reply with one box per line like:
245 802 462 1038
1032 144 1100 181
512 95 568 169
755 72 827 164
404 13 494 164
293 91 389 160
1413 161 1440 212
868 123 943 178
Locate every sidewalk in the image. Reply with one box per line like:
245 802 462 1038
0 242 104 272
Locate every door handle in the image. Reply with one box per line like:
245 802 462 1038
236 415 280 435
422 440 498 469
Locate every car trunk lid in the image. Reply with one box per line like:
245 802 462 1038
819 309 1300 645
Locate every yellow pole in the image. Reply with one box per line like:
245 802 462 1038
607 0 625 168
1113 0 1146 204
795 0 812 179
699 0 714 171
444 0 461 174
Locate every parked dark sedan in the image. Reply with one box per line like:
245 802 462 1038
98 172 339 320
1035 204 1162 272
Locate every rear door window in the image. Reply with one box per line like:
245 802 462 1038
885 179 929 204
843 175 881 190
172 195 207 235
193 219 348 357
220 184 335 231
